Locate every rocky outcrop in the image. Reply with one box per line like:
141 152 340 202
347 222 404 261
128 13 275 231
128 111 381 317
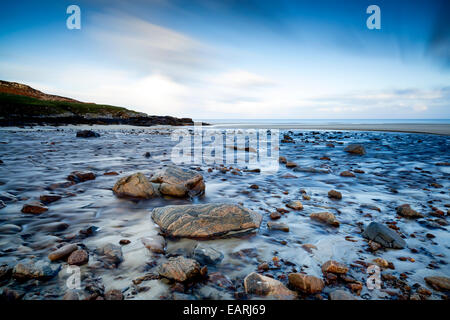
151 203 262 239
244 272 296 300
112 173 155 199
362 222 406 249
150 166 205 197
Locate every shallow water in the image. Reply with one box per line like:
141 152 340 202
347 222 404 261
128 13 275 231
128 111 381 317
0 126 449 300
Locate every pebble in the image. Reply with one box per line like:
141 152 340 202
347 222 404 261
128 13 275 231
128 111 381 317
21 201 48 214
67 249 89 266
340 171 356 177
321 260 349 274
310 212 340 227
48 243 78 261
286 200 303 210
328 190 342 200
267 221 289 232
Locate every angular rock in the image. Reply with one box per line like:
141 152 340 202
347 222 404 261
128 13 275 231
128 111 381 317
192 243 224 265
159 256 201 282
424 276 450 291
12 260 60 280
67 171 96 183
286 200 303 210
76 130 100 138
152 203 262 239
362 222 406 249
48 243 78 262
329 289 358 300
21 201 48 214
96 243 123 266
396 204 423 218
150 166 205 197
141 235 166 254
67 249 89 266
39 194 62 204
112 172 155 199
344 144 366 155
288 273 324 294
322 260 349 274
310 212 340 227
244 272 296 300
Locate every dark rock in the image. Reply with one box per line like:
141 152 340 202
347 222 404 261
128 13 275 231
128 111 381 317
329 289 358 300
76 130 100 138
344 144 366 155
21 201 48 214
104 289 124 300
328 190 342 199
96 243 123 266
67 171 96 183
267 221 289 232
362 222 406 249
192 243 224 265
39 194 62 204
396 204 423 218
424 276 450 291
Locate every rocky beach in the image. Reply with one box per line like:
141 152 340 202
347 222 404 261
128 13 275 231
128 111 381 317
0 125 449 301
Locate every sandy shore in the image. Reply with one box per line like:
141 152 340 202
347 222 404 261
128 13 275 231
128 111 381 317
209 123 450 135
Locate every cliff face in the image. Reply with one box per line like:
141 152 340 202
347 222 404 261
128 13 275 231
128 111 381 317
0 80 195 127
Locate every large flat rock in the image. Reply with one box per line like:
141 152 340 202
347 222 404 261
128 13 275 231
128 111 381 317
151 203 262 239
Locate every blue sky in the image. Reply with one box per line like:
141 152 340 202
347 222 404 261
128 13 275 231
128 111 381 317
0 0 449 119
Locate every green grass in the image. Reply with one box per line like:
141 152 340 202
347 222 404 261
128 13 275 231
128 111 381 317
0 92 142 118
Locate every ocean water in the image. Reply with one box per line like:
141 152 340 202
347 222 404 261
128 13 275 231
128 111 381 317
197 119 450 125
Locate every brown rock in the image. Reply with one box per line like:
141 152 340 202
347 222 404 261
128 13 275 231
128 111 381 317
104 171 119 176
267 221 289 232
310 212 340 227
396 204 423 218
48 244 78 262
150 166 205 197
152 203 262 239
39 194 61 204
286 200 303 210
285 162 298 168
340 171 356 177
67 249 89 266
301 244 317 253
159 256 201 282
21 201 48 214
329 289 358 300
288 273 324 294
279 156 287 164
67 171 96 183
244 272 296 300
112 172 155 199
63 290 79 300
270 212 281 220
424 276 450 291
119 239 131 245
344 144 366 155
328 190 342 200
321 260 348 274
104 289 123 300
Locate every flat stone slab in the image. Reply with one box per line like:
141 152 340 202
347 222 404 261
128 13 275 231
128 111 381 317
362 222 406 249
151 203 262 239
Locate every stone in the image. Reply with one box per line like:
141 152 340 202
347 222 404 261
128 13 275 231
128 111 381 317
372 258 389 268
192 243 224 265
270 212 281 220
344 144 366 155
285 162 298 168
329 289 358 300
288 273 324 294
279 156 287 164
21 201 48 214
362 222 406 249
104 171 119 176
424 276 450 291
301 244 317 253
104 289 124 300
310 212 340 227
67 171 96 183
12 260 60 280
396 204 423 218
267 221 289 232
119 239 130 245
244 272 296 300
1 288 24 301
141 235 166 254
48 243 78 262
159 256 201 282
67 249 89 266
39 194 62 204
321 260 349 274
96 243 123 266
151 203 262 239
286 200 303 210
112 172 155 199
76 130 100 138
150 166 205 197
340 171 356 177
63 290 79 300
0 264 12 280
328 190 342 199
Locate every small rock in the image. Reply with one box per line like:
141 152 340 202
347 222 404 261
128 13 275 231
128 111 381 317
150 166 205 197
96 243 123 266
112 172 155 199
310 212 340 227
279 156 287 164
267 221 289 232
244 272 296 300
192 243 224 265
104 289 123 300
301 244 317 253
270 212 281 220
48 243 78 262
67 171 96 183
362 222 406 249
424 276 450 291
12 260 60 280
249 184 259 190
103 171 119 176
119 239 131 245
67 249 89 266
396 204 423 218
329 289 358 300
159 256 201 282
321 260 349 274
288 273 324 294
63 290 80 300
39 194 62 204
21 201 48 214
285 162 298 168
340 171 356 177
328 190 342 200
286 200 303 210
76 130 100 138
1 288 24 301
372 258 389 268
141 235 166 254
344 144 366 155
